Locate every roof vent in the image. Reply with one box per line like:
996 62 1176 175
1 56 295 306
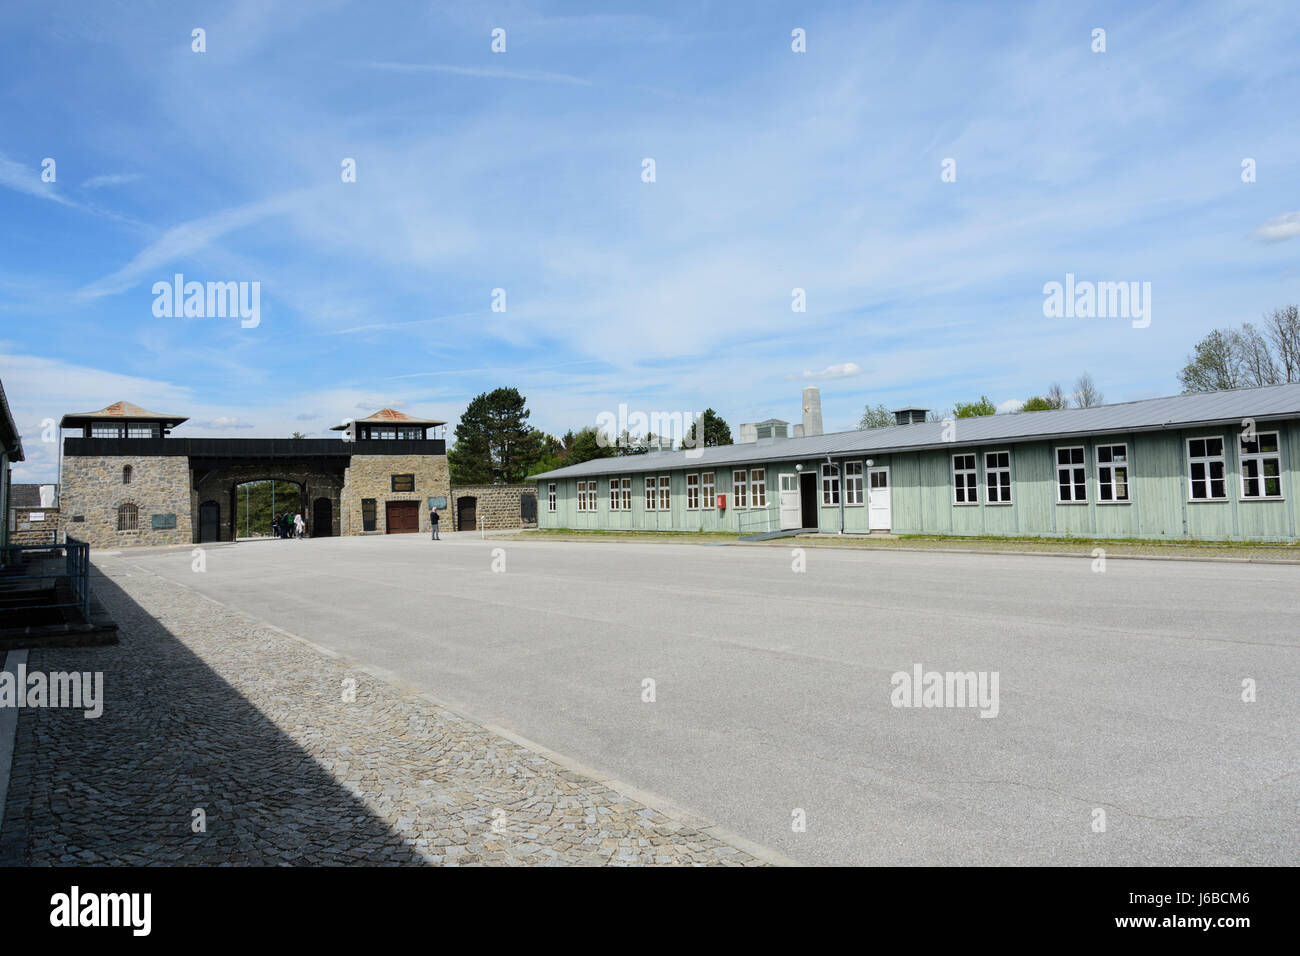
893 407 928 426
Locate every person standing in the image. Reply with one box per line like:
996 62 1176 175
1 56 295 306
294 511 305 539
430 506 440 540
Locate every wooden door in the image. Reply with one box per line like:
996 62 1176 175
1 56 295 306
385 500 419 533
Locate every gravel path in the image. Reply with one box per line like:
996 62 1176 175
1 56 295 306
0 554 765 866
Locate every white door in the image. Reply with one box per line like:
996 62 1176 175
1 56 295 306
779 473 801 530
868 466 891 530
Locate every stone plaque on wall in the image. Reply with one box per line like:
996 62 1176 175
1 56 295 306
151 513 177 529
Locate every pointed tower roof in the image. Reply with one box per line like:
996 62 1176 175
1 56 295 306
60 401 188 429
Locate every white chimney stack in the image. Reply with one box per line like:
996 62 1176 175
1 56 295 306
801 387 823 437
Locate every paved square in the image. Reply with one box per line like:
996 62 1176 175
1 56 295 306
49 532 1295 867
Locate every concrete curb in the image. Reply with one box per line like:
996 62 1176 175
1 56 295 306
515 532 1300 566
119 559 803 868
0 649 29 845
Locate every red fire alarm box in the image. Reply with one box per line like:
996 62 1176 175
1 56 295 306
718 493 727 510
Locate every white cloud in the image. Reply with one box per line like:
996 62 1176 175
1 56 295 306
794 362 863 381
997 399 1025 413
1253 210 1300 243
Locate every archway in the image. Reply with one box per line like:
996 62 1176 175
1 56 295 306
232 479 304 539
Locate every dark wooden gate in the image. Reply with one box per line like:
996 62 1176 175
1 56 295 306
457 495 477 532
199 501 220 542
385 500 419 533
312 497 332 537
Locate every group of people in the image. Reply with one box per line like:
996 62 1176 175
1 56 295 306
272 510 305 539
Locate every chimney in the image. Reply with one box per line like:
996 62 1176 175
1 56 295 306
792 424 804 438
738 422 758 444
893 407 928 426
801 387 823 437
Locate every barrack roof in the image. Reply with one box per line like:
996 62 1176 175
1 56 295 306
530 382 1300 481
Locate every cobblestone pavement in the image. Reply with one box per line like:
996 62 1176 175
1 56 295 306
0 554 765 866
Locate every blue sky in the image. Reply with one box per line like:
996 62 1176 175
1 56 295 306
2 0 1298 481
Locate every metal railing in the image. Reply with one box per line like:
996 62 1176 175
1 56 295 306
0 536 92 620
736 505 780 539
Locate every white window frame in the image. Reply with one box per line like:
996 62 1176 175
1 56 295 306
575 480 590 512
821 463 840 506
701 472 716 509
1055 446 1087 503
733 470 748 509
750 469 766 508
658 475 671 511
548 483 556 512
609 477 621 510
843 461 863 506
686 473 700 510
645 475 658 511
1187 436 1227 501
621 477 632 511
1096 444 1130 503
1240 430 1283 500
953 453 977 505
984 450 1012 505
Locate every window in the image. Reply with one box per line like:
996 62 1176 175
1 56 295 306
362 498 377 531
645 476 658 511
577 480 596 512
127 423 159 438
362 425 424 440
91 423 124 438
391 474 415 493
701 472 716 509
844 461 864 506
1187 437 1226 500
687 474 700 510
548 483 556 512
1056 447 1087 502
116 502 138 531
733 470 748 508
122 465 133 485
821 464 840 505
953 454 977 505
1096 444 1130 502
609 478 621 510
621 477 632 511
659 475 671 511
1240 431 1282 499
985 451 1012 504
750 469 766 508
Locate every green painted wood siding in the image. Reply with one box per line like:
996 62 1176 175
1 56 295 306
535 420 1300 541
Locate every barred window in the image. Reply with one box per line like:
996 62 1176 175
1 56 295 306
122 464 133 484
116 502 138 531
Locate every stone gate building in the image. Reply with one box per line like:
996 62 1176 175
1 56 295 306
59 402 450 548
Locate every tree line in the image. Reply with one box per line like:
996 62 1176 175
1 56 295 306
1177 305 1300 392
448 387 735 484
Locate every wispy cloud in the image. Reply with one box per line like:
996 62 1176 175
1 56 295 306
364 61 593 86
80 172 144 190
0 151 78 207
791 363 864 381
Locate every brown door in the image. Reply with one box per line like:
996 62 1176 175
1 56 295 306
385 500 420 534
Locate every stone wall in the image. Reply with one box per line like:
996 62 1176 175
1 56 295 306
448 484 539 532
60 454 192 549
9 507 61 546
340 454 451 535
